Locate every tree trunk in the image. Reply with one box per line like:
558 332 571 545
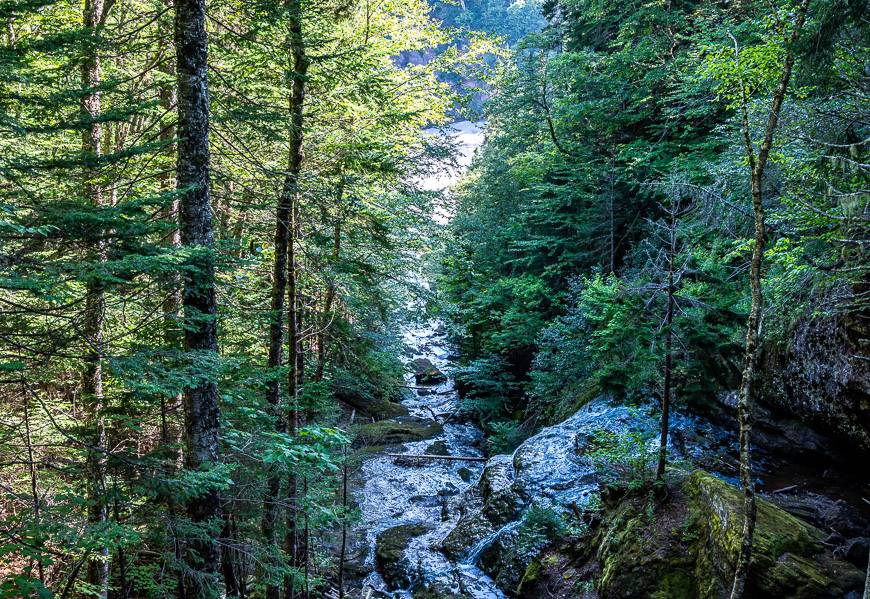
863 548 869 599
281 1 309 596
656 201 676 481
729 3 809 596
337 445 348 598
315 179 343 382
221 512 241 598
174 0 223 594
157 6 188 593
81 0 109 594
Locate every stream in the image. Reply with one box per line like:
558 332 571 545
342 119 870 597
353 319 506 598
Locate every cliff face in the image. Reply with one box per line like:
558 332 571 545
760 314 870 452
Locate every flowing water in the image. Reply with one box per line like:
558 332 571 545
353 320 506 598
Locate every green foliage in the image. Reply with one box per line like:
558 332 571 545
487 420 526 453
442 0 867 438
586 426 658 493
516 505 567 555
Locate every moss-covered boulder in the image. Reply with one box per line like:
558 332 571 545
351 417 442 449
441 455 524 560
375 522 433 588
480 455 523 525
335 385 410 420
592 471 863 598
685 470 863 598
441 503 494 560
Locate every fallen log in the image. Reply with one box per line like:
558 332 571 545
386 453 486 462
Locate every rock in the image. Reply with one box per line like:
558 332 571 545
425 440 450 456
337 388 410 421
480 456 523 525
351 417 443 449
412 358 447 385
375 523 434 588
437 482 460 497
479 523 527 590
458 467 473 483
842 537 869 569
569 470 866 598
715 391 838 460
759 315 870 452
684 470 863 597
769 491 869 539
441 500 494 560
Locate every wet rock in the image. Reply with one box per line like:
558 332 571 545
425 440 450 456
413 358 447 385
480 456 523 525
392 455 430 467
458 467 472 483
479 523 526 590
409 494 443 507
375 522 435 588
437 482 460 497
442 497 494 560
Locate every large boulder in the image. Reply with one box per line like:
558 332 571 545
592 471 864 598
351 417 443 449
441 455 523 560
760 315 870 452
412 358 447 386
685 471 863 597
375 523 434 588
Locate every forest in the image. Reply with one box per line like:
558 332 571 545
0 0 867 597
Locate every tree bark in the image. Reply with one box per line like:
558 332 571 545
729 3 809 596
174 0 223 594
337 445 348 598
81 0 109 594
279 1 309 596
221 513 241 598
863 546 869 599
157 4 187 594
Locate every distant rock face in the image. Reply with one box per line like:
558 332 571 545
760 315 870 451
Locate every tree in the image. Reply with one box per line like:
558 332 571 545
80 0 111 593
174 0 223 593
719 3 811 595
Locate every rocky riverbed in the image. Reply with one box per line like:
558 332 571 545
345 314 868 597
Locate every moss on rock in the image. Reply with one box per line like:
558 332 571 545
375 522 433 588
683 470 863 598
351 417 442 449
539 470 863 599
